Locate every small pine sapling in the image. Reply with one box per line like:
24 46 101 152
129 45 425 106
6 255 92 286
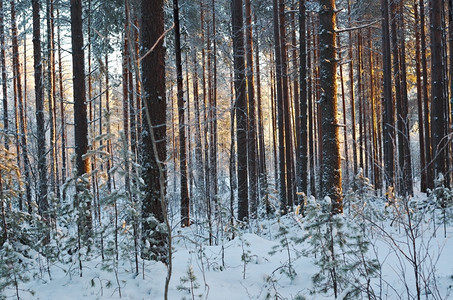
177 265 201 300
240 235 252 279
301 196 379 298
268 220 297 280
431 173 453 238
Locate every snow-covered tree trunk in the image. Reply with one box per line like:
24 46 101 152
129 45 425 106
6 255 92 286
319 0 342 214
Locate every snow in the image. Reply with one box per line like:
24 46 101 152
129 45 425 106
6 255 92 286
4 192 453 299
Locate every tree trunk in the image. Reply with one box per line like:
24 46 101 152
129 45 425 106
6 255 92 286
398 1 413 195
173 0 190 227
254 13 269 209
319 0 342 214
299 0 308 200
57 3 67 198
446 0 453 187
47 0 58 199
382 0 395 188
308 14 316 196
430 0 446 180
280 0 295 209
0 0 7 148
210 0 218 221
245 0 258 218
192 48 205 218
337 36 350 192
420 0 433 190
348 0 358 175
368 28 381 191
140 0 168 261
32 0 49 222
71 0 92 238
11 0 32 213
273 0 287 213
232 0 249 222
357 31 365 172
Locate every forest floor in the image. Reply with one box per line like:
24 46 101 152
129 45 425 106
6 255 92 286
5 190 453 299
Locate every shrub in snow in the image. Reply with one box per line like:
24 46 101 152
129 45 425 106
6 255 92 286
300 196 380 299
176 265 201 300
268 220 298 280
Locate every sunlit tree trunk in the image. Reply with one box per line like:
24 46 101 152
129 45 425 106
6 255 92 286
0 0 8 148
319 0 342 214
210 0 218 221
273 0 287 213
307 14 316 196
368 28 381 191
56 3 67 197
71 0 92 238
280 0 295 209
254 13 268 209
382 0 395 188
46 0 58 199
299 0 308 200
245 0 258 218
173 0 190 227
348 0 358 175
337 36 350 192
398 1 413 195
11 0 32 213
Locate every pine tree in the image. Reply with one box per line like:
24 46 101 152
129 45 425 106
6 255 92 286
140 0 168 261
32 0 49 228
319 0 342 214
232 0 249 222
71 0 92 240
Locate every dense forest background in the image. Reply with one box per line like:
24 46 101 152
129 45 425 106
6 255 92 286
1 0 453 298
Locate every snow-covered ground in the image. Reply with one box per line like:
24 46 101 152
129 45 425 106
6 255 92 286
4 191 453 300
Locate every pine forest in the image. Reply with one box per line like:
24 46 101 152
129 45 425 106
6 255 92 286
1 0 453 299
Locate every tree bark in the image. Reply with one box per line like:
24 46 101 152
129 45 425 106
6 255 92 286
280 0 295 209
32 0 49 221
232 0 249 222
273 0 287 213
140 0 168 261
382 0 395 188
57 3 67 198
173 0 190 227
0 0 7 148
319 0 342 214
430 0 446 180
420 0 433 190
245 0 258 218
71 0 92 238
299 0 308 200
348 0 358 176
11 0 32 213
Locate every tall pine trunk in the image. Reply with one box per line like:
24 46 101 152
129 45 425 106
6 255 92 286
382 0 395 188
299 0 308 200
430 0 446 180
140 0 168 262
245 0 258 218
319 0 342 214
0 0 7 147
70 0 92 238
232 0 249 222
32 0 49 222
173 0 190 227
11 0 32 213
273 0 287 213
